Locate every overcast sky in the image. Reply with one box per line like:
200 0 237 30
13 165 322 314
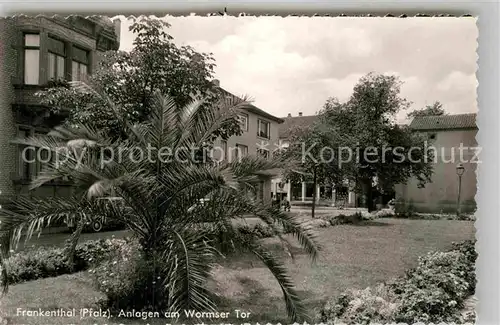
118 16 478 122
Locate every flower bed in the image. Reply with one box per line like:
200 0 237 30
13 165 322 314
319 239 477 324
394 211 476 221
4 238 128 285
235 213 372 239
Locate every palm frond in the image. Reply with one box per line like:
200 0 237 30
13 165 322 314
162 229 218 313
147 90 181 149
228 155 281 178
0 195 86 251
233 195 320 262
238 235 309 322
261 207 320 262
174 95 247 150
48 124 112 147
69 80 145 142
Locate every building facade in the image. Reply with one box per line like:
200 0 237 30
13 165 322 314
0 16 120 202
395 113 478 214
272 112 358 207
212 82 284 204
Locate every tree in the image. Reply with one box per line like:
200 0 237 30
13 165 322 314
36 17 241 141
320 73 434 212
407 101 446 119
277 120 343 218
0 87 319 322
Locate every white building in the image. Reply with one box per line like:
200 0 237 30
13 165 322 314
271 112 358 207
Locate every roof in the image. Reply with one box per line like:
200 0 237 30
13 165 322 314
410 113 477 131
244 104 284 124
87 16 116 30
278 115 318 139
219 88 284 123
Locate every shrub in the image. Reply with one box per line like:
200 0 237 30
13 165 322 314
92 238 216 314
90 239 150 312
392 241 477 323
457 214 476 221
235 222 296 239
320 213 364 227
393 212 475 221
320 240 477 324
73 238 126 268
252 223 277 238
395 200 416 218
320 215 341 226
451 240 477 293
235 224 256 237
320 284 398 324
5 248 73 284
304 218 330 228
391 251 471 323
336 213 363 224
374 209 395 218
4 238 128 285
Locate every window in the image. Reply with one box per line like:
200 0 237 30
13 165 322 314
72 46 89 81
428 133 437 141
237 114 249 132
17 128 33 180
48 53 65 80
235 144 248 161
34 132 51 177
72 61 88 81
23 34 40 85
257 119 270 139
257 148 270 160
48 37 66 81
16 128 53 180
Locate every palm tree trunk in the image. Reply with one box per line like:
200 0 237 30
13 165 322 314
311 168 317 219
64 215 85 271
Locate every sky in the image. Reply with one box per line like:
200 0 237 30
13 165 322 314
117 16 478 123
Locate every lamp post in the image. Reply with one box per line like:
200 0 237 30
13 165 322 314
456 163 465 217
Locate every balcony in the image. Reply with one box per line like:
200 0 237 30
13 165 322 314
12 83 69 128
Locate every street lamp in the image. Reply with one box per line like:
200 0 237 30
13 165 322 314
456 163 465 217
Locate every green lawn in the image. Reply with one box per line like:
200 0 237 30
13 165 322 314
1 218 475 325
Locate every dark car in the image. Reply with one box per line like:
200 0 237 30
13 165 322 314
64 197 126 233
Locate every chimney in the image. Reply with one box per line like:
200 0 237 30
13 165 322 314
298 112 303 117
287 113 292 117
212 79 220 87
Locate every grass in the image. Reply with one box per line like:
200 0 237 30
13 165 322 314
1 218 475 324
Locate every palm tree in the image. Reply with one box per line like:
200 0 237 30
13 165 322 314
0 84 320 321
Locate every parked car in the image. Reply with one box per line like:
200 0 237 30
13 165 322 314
187 198 210 213
64 197 126 233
